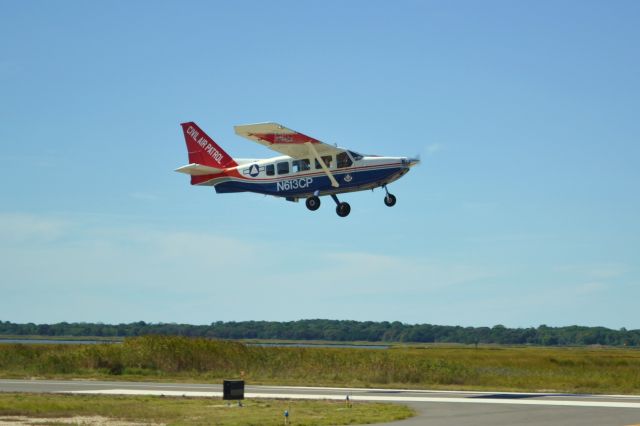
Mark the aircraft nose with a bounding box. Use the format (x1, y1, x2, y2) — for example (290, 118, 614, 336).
(402, 157, 420, 167)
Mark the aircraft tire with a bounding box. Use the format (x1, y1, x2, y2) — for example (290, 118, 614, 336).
(306, 196, 321, 211)
(336, 202, 351, 217)
(384, 193, 397, 207)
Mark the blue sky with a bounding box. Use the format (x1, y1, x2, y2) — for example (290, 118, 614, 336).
(1, 1, 639, 328)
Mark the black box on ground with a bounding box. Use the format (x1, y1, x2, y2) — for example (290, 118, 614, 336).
(223, 380, 245, 400)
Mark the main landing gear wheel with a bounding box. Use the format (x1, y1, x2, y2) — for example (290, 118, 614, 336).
(330, 193, 351, 217)
(306, 196, 321, 211)
(384, 193, 397, 207)
(336, 202, 351, 217)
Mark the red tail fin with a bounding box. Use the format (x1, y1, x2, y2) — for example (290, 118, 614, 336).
(180, 122, 238, 169)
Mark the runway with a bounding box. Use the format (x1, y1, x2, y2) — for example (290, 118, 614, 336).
(1, 379, 639, 425)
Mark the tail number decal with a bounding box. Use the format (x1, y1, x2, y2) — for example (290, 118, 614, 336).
(277, 178, 313, 192)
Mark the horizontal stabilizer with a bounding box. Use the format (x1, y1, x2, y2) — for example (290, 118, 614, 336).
(175, 163, 224, 176)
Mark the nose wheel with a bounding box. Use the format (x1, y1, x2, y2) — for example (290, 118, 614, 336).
(383, 186, 397, 207)
(384, 193, 396, 207)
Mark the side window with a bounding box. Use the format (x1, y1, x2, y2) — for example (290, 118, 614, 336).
(337, 152, 353, 168)
(292, 159, 311, 173)
(315, 155, 333, 169)
(266, 164, 275, 176)
(277, 161, 289, 175)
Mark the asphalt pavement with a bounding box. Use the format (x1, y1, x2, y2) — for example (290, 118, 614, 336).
(1, 379, 639, 425)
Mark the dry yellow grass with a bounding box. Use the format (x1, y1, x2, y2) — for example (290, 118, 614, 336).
(1, 336, 640, 394)
(0, 393, 414, 426)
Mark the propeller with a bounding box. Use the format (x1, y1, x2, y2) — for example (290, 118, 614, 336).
(403, 154, 420, 167)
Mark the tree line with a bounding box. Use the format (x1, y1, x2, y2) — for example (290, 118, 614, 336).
(1, 319, 638, 346)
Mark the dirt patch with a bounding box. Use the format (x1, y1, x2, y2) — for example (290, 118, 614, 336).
(0, 416, 162, 425)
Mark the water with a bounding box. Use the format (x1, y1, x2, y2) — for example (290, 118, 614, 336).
(248, 342, 389, 349)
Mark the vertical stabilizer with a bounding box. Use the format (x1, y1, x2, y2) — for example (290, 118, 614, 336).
(180, 122, 238, 169)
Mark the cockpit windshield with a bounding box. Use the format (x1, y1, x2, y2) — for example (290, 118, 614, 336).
(348, 150, 364, 161)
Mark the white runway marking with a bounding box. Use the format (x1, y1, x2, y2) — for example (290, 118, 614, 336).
(66, 389, 640, 409)
(2, 379, 637, 400)
(254, 385, 640, 399)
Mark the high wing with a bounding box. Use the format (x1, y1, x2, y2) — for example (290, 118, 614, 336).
(234, 122, 343, 187)
(234, 123, 342, 159)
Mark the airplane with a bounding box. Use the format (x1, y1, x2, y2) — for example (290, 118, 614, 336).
(176, 122, 419, 217)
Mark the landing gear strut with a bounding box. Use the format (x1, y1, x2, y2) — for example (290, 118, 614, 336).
(331, 194, 351, 217)
(383, 186, 397, 207)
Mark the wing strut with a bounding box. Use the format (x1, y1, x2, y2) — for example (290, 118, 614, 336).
(306, 142, 339, 188)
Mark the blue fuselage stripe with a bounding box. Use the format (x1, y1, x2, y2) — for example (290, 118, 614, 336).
(214, 166, 407, 197)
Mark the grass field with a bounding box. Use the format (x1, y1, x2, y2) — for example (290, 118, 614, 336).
(0, 335, 123, 342)
(1, 336, 640, 394)
(0, 393, 413, 425)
